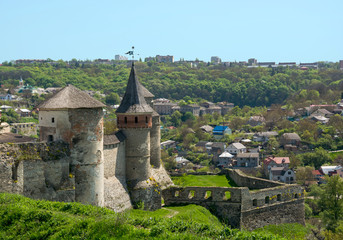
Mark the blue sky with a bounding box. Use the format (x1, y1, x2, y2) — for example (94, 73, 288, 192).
(1, 0, 342, 63)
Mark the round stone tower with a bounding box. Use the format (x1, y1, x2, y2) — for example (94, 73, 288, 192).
(137, 81, 161, 168)
(38, 85, 105, 206)
(116, 63, 161, 210)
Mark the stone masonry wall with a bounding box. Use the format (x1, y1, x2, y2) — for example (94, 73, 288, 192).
(162, 181, 305, 230)
(226, 169, 283, 189)
(0, 142, 75, 202)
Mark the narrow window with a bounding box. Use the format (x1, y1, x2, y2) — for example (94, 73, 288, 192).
(146, 116, 148, 123)
(124, 117, 127, 124)
(265, 196, 270, 204)
(253, 199, 257, 206)
(52, 117, 55, 123)
(135, 116, 138, 123)
(48, 135, 54, 142)
(277, 194, 282, 201)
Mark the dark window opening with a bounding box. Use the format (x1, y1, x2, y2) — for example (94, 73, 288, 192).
(265, 196, 270, 204)
(124, 117, 127, 124)
(146, 116, 148, 123)
(52, 117, 55, 123)
(12, 162, 18, 181)
(135, 116, 138, 123)
(253, 199, 257, 206)
(277, 194, 281, 201)
(48, 135, 54, 142)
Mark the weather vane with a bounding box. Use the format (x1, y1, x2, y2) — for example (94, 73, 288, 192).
(125, 46, 139, 60)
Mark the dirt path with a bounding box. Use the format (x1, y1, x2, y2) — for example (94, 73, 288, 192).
(164, 208, 179, 218)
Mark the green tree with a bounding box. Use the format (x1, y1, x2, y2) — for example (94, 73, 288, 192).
(319, 175, 343, 232)
(105, 92, 120, 105)
(300, 147, 332, 169)
(170, 111, 182, 127)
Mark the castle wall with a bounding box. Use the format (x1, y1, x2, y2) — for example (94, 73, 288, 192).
(226, 169, 283, 189)
(104, 142, 126, 181)
(103, 141, 132, 212)
(150, 115, 161, 168)
(11, 123, 37, 136)
(0, 142, 75, 202)
(162, 180, 305, 230)
(241, 199, 305, 230)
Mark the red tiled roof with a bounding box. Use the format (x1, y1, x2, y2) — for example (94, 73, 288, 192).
(312, 170, 323, 176)
(264, 156, 290, 166)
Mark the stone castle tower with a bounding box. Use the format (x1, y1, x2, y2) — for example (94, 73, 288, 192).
(0, 64, 172, 212)
(116, 63, 161, 210)
(38, 85, 106, 206)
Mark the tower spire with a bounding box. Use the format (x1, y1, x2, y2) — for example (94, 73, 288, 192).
(116, 63, 153, 114)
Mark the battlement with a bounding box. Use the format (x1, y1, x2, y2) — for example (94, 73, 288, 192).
(162, 170, 305, 230)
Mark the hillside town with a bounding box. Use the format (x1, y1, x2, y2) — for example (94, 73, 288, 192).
(2, 63, 343, 190)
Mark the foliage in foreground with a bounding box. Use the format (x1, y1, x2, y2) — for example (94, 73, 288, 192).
(0, 193, 307, 239)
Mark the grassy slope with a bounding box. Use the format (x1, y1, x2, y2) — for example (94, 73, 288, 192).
(0, 193, 295, 240)
(171, 174, 237, 187)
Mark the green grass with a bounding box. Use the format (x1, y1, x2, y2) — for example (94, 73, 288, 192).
(329, 151, 343, 159)
(254, 223, 313, 240)
(171, 174, 237, 187)
(0, 193, 290, 239)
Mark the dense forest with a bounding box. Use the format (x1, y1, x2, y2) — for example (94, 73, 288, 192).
(1, 61, 343, 108)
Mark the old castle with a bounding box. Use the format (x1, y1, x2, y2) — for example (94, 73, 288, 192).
(0, 63, 305, 229)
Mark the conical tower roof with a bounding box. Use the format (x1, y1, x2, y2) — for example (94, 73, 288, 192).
(116, 63, 154, 114)
(138, 81, 154, 98)
(38, 85, 105, 109)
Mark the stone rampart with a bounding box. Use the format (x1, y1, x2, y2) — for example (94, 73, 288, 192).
(0, 142, 74, 202)
(162, 173, 304, 230)
(226, 169, 283, 189)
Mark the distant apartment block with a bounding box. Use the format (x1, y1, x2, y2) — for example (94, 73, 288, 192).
(340, 60, 343, 70)
(211, 56, 222, 65)
(154, 102, 178, 115)
(180, 104, 201, 116)
(115, 55, 128, 61)
(248, 58, 257, 66)
(258, 62, 276, 67)
(278, 62, 296, 67)
(15, 59, 47, 64)
(94, 59, 111, 64)
(299, 62, 318, 69)
(156, 55, 174, 63)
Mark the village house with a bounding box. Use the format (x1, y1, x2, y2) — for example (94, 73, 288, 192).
(226, 142, 247, 155)
(15, 108, 31, 117)
(253, 131, 278, 142)
(175, 156, 191, 169)
(213, 125, 232, 139)
(263, 156, 290, 175)
(280, 133, 301, 150)
(217, 152, 234, 167)
(247, 116, 266, 126)
(320, 165, 343, 176)
(269, 167, 296, 183)
(236, 152, 259, 167)
(199, 125, 213, 134)
(210, 142, 226, 163)
(217, 102, 234, 115)
(160, 140, 176, 150)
